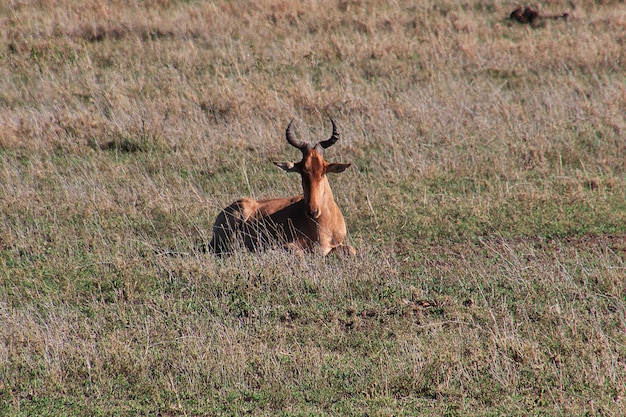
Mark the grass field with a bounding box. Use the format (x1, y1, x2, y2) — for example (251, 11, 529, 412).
(1, 0, 625, 415)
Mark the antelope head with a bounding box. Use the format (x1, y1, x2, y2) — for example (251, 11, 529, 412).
(274, 119, 351, 220)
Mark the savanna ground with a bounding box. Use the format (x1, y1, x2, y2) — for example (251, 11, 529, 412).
(1, 0, 625, 415)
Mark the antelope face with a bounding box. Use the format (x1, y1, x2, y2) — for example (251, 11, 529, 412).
(300, 148, 329, 219)
(274, 119, 351, 220)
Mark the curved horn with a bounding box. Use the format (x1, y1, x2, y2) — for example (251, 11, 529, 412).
(286, 119, 308, 153)
(317, 118, 340, 150)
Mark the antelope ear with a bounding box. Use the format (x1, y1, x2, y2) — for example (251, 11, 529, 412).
(327, 163, 351, 173)
(273, 161, 299, 172)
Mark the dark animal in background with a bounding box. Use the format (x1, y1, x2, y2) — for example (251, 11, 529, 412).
(509, 6, 569, 26)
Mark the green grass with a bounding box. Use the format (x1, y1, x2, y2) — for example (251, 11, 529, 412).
(1, 0, 625, 415)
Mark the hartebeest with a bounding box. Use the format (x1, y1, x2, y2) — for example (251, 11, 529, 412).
(209, 119, 355, 256)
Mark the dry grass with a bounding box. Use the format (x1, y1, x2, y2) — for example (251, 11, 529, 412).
(1, 0, 625, 415)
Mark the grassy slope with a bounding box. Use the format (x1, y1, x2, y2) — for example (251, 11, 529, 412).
(1, 0, 625, 415)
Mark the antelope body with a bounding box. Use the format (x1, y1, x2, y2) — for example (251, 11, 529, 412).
(209, 119, 355, 256)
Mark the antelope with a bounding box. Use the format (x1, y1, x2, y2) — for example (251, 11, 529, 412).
(209, 119, 356, 257)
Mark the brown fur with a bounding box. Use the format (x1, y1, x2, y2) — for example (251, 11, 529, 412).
(209, 121, 355, 256)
